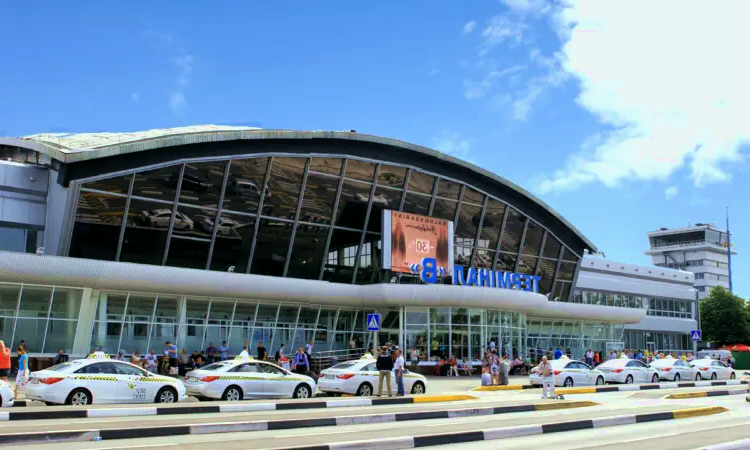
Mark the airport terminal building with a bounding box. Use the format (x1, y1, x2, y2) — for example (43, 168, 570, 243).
(0, 126, 697, 362)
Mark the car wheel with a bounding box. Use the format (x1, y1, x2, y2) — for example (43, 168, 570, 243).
(696, 373, 702, 381)
(563, 377, 574, 388)
(711, 373, 717, 380)
(293, 384, 312, 399)
(66, 388, 92, 406)
(731, 372, 736, 380)
(356, 383, 373, 397)
(411, 382, 426, 395)
(596, 377, 605, 386)
(651, 374, 659, 383)
(625, 375, 634, 384)
(156, 387, 177, 404)
(222, 386, 243, 401)
(674, 373, 681, 382)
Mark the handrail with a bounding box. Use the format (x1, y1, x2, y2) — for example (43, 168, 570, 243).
(650, 240, 723, 249)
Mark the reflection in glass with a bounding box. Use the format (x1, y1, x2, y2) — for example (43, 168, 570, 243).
(500, 208, 525, 254)
(495, 252, 517, 272)
(300, 172, 339, 225)
(557, 262, 576, 281)
(250, 220, 293, 277)
(288, 224, 329, 280)
(309, 157, 342, 176)
(407, 171, 435, 195)
(537, 258, 556, 295)
(344, 160, 376, 182)
(377, 165, 406, 188)
(542, 234, 562, 259)
(522, 222, 544, 255)
(82, 175, 132, 195)
(335, 180, 371, 230)
(368, 187, 401, 232)
(562, 248, 579, 262)
(165, 237, 211, 270)
(209, 211, 256, 273)
(517, 256, 538, 275)
(454, 245, 472, 268)
(463, 187, 483, 205)
(478, 199, 506, 250)
(263, 157, 307, 220)
(455, 203, 482, 240)
(69, 192, 127, 261)
(473, 248, 494, 268)
(132, 165, 181, 202)
(432, 198, 457, 221)
(436, 179, 461, 200)
(119, 198, 170, 265)
(324, 229, 362, 283)
(178, 161, 226, 209)
(402, 192, 430, 216)
(224, 157, 270, 214)
(356, 235, 382, 284)
(173, 206, 215, 238)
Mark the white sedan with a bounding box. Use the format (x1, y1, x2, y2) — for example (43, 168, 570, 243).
(529, 356, 605, 388)
(199, 217, 240, 235)
(25, 353, 186, 406)
(690, 358, 736, 381)
(140, 209, 194, 230)
(0, 380, 13, 407)
(650, 358, 699, 382)
(318, 358, 427, 396)
(185, 358, 317, 401)
(597, 359, 660, 384)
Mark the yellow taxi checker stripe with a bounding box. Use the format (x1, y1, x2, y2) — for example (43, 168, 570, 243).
(71, 376, 119, 381)
(672, 406, 728, 419)
(138, 378, 177, 383)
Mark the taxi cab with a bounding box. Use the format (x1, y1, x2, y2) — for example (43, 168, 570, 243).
(650, 356, 699, 381)
(528, 355, 605, 388)
(689, 357, 736, 380)
(184, 356, 317, 401)
(317, 354, 428, 396)
(25, 352, 186, 406)
(597, 358, 660, 384)
(0, 380, 13, 407)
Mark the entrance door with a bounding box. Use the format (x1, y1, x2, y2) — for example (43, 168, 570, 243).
(646, 342, 656, 354)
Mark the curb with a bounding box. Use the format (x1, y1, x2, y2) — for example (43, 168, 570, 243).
(279, 406, 729, 450)
(0, 400, 597, 445)
(471, 385, 537, 392)
(665, 389, 747, 399)
(697, 439, 750, 450)
(0, 394, 477, 422)
(557, 380, 748, 395)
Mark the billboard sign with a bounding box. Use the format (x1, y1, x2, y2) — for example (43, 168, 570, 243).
(382, 210, 453, 276)
(418, 257, 540, 292)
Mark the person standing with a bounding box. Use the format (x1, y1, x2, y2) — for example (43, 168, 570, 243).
(293, 347, 309, 375)
(239, 345, 250, 359)
(0, 341, 10, 382)
(585, 349, 594, 367)
(394, 348, 405, 396)
(539, 356, 555, 399)
(144, 350, 158, 373)
(218, 341, 229, 361)
(131, 351, 143, 368)
(257, 342, 267, 361)
(15, 346, 28, 400)
(166, 341, 178, 374)
(205, 343, 216, 364)
(375, 347, 394, 397)
(53, 350, 65, 366)
(275, 344, 286, 364)
(410, 347, 419, 371)
(554, 346, 563, 360)
(305, 339, 314, 358)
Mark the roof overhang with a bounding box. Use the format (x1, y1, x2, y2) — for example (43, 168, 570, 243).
(0, 252, 642, 324)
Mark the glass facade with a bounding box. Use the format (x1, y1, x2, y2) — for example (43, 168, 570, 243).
(526, 319, 625, 361)
(68, 155, 582, 295)
(623, 331, 692, 355)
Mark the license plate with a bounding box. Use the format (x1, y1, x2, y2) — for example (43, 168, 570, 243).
(325, 374, 335, 379)
(30, 378, 39, 384)
(187, 377, 198, 383)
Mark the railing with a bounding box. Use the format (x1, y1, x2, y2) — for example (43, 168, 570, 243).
(310, 347, 368, 373)
(650, 239, 723, 249)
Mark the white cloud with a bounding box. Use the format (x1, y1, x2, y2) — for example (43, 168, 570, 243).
(665, 186, 678, 200)
(538, 0, 749, 194)
(169, 92, 187, 113)
(501, 0, 551, 15)
(463, 20, 477, 35)
(463, 65, 526, 100)
(480, 15, 527, 52)
(433, 132, 473, 162)
(130, 92, 140, 102)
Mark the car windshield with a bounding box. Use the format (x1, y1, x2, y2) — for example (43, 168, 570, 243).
(330, 363, 356, 370)
(199, 362, 233, 371)
(45, 362, 76, 373)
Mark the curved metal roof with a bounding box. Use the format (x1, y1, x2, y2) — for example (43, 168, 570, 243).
(0, 125, 596, 251)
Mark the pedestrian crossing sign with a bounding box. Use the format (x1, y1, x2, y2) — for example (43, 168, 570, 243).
(367, 313, 381, 331)
(690, 330, 702, 341)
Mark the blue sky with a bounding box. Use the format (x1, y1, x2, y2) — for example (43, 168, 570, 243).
(1, 1, 746, 297)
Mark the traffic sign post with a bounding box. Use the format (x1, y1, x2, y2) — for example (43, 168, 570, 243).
(367, 313, 381, 352)
(690, 330, 702, 342)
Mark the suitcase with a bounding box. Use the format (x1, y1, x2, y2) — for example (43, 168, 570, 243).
(481, 372, 491, 386)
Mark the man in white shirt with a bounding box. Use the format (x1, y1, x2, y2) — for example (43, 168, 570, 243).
(239, 345, 250, 358)
(305, 340, 314, 356)
(394, 348, 405, 396)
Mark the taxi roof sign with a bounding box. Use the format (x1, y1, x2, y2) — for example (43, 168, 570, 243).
(87, 351, 110, 359)
(234, 355, 255, 361)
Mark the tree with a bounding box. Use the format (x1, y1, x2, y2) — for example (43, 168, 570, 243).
(700, 286, 750, 346)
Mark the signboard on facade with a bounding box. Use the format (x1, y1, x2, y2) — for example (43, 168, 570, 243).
(382, 210, 453, 275)
(416, 257, 541, 293)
